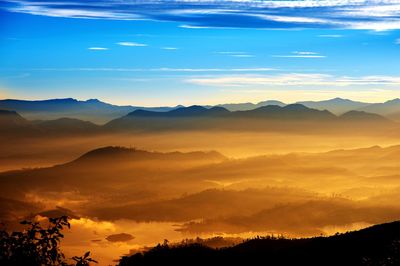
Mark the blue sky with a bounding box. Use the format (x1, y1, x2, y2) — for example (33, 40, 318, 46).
(1, 0, 400, 106)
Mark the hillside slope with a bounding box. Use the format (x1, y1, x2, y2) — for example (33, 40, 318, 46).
(119, 221, 400, 266)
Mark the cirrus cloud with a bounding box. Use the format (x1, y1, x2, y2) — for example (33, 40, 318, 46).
(117, 42, 147, 47)
(273, 51, 326, 58)
(3, 1, 400, 30)
(185, 73, 400, 87)
(88, 47, 108, 50)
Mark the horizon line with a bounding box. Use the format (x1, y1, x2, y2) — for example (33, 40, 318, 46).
(1, 96, 399, 108)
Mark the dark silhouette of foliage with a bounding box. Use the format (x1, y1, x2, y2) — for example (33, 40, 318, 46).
(72, 252, 98, 266)
(0, 216, 97, 266)
(119, 221, 400, 266)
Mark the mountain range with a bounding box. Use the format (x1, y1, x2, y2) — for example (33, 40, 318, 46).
(296, 98, 371, 114)
(1, 97, 400, 124)
(0, 103, 395, 136)
(0, 98, 180, 124)
(104, 104, 393, 133)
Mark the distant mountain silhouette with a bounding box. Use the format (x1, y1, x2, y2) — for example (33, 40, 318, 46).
(0, 104, 396, 137)
(0, 110, 38, 136)
(215, 100, 286, 111)
(0, 98, 179, 124)
(124, 104, 333, 119)
(0, 110, 101, 136)
(339, 110, 391, 122)
(105, 104, 344, 132)
(297, 97, 371, 114)
(127, 105, 230, 118)
(33, 118, 100, 134)
(0, 110, 29, 126)
(71, 146, 226, 165)
(233, 104, 336, 120)
(119, 220, 400, 266)
(3, 97, 400, 123)
(359, 99, 400, 121)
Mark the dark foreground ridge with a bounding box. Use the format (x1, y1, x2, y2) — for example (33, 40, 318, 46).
(119, 221, 400, 266)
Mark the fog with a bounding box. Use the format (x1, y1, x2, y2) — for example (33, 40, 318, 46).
(1, 129, 400, 265)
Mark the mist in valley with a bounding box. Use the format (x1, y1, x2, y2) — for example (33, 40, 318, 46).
(1, 118, 400, 264)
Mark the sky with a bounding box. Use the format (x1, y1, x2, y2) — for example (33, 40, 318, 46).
(1, 0, 400, 106)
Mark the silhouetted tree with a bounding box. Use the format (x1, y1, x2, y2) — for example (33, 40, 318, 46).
(0, 216, 97, 266)
(72, 252, 98, 266)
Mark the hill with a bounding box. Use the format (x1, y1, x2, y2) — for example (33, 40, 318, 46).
(119, 220, 400, 266)
(0, 146, 227, 199)
(70, 146, 226, 166)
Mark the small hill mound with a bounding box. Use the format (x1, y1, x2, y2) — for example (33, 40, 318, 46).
(339, 110, 391, 123)
(70, 146, 226, 165)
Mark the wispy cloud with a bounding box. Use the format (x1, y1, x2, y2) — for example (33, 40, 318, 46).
(117, 42, 147, 47)
(294, 52, 319, 55)
(88, 47, 108, 50)
(318, 34, 344, 38)
(396, 38, 400, 44)
(25, 67, 277, 73)
(179, 25, 212, 29)
(273, 51, 326, 58)
(4, 0, 400, 30)
(162, 47, 178, 50)
(230, 54, 254, 58)
(186, 73, 400, 87)
(216, 51, 254, 58)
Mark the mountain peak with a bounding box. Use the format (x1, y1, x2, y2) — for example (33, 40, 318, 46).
(330, 97, 352, 102)
(47, 98, 78, 103)
(257, 100, 286, 106)
(384, 98, 400, 104)
(85, 98, 102, 103)
(0, 109, 30, 128)
(167, 105, 208, 116)
(283, 103, 310, 111)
